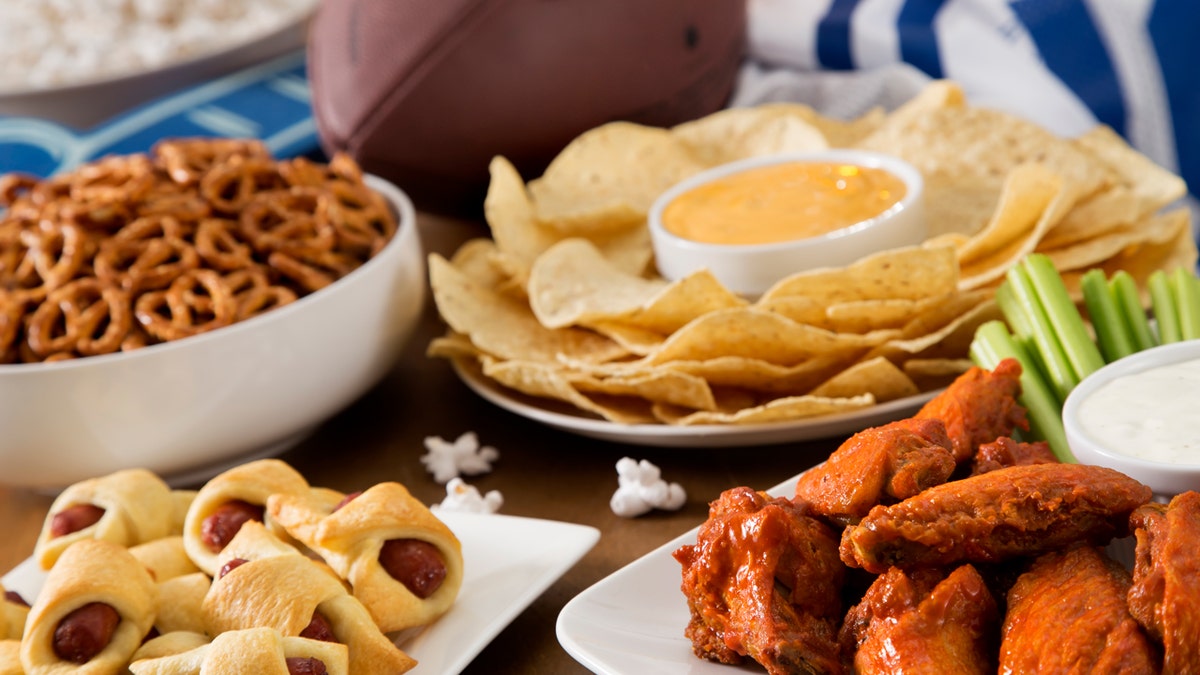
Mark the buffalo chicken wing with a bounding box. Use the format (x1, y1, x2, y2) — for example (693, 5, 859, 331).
(914, 357, 1027, 462)
(841, 564, 998, 674)
(674, 487, 845, 675)
(793, 417, 956, 526)
(1000, 545, 1159, 673)
(841, 464, 1153, 574)
(1128, 491, 1200, 673)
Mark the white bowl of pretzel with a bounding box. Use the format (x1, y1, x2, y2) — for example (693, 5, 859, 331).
(0, 139, 426, 489)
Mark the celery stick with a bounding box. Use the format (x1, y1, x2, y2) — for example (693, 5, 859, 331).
(1023, 254, 1106, 380)
(1171, 267, 1200, 341)
(1149, 269, 1182, 343)
(1110, 271, 1157, 352)
(1081, 268, 1135, 362)
(1005, 262, 1077, 403)
(994, 280, 1034, 339)
(970, 320, 1074, 462)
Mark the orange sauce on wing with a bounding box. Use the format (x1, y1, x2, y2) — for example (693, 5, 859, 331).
(662, 162, 906, 246)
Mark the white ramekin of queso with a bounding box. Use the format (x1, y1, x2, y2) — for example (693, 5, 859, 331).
(1063, 339, 1200, 497)
(648, 150, 926, 296)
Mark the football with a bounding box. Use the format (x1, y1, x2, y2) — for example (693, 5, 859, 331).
(307, 0, 747, 214)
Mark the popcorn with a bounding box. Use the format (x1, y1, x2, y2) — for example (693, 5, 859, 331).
(0, 0, 318, 91)
(432, 478, 503, 515)
(420, 432, 499, 484)
(610, 457, 687, 518)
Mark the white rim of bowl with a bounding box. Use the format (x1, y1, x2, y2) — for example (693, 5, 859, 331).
(0, 173, 417, 374)
(1062, 339, 1200, 471)
(647, 149, 925, 254)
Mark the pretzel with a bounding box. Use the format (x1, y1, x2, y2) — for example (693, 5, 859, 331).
(268, 482, 464, 633)
(222, 267, 297, 321)
(59, 195, 134, 232)
(0, 141, 396, 364)
(199, 156, 284, 214)
(153, 138, 271, 186)
(134, 182, 212, 223)
(119, 322, 153, 352)
(267, 249, 359, 294)
(239, 188, 335, 256)
(0, 173, 38, 207)
(319, 180, 396, 257)
(134, 269, 237, 342)
(0, 291, 24, 363)
(279, 156, 335, 188)
(69, 155, 156, 206)
(34, 468, 184, 570)
(114, 215, 193, 243)
(94, 235, 199, 293)
(18, 221, 88, 293)
(195, 218, 256, 271)
(25, 277, 132, 358)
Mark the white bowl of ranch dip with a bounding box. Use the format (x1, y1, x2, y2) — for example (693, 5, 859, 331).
(1063, 339, 1200, 496)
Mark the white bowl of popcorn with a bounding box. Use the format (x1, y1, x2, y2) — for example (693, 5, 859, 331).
(0, 143, 426, 490)
(0, 0, 317, 128)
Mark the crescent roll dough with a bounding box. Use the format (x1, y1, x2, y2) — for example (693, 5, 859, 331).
(0, 640, 22, 675)
(35, 469, 183, 570)
(129, 627, 349, 675)
(182, 459, 310, 576)
(268, 482, 463, 632)
(0, 584, 29, 641)
(129, 631, 209, 663)
(128, 537, 199, 583)
(20, 539, 156, 675)
(202, 553, 415, 674)
(151, 574, 210, 636)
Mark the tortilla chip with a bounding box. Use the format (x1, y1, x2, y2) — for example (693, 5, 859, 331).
(527, 122, 705, 230)
(1040, 209, 1191, 275)
(640, 308, 894, 367)
(809, 356, 920, 402)
(671, 105, 829, 166)
(426, 332, 482, 360)
(655, 393, 875, 426)
(1073, 125, 1187, 214)
(484, 156, 652, 279)
(428, 254, 627, 364)
(568, 368, 717, 411)
(1037, 186, 1145, 250)
(479, 357, 657, 424)
(856, 94, 1109, 238)
(759, 245, 959, 304)
(956, 164, 1076, 290)
(527, 238, 745, 331)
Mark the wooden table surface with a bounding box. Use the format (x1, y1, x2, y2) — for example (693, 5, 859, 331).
(0, 211, 848, 674)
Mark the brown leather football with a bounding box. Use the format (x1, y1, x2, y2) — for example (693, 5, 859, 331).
(307, 0, 747, 214)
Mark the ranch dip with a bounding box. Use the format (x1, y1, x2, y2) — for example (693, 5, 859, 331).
(1075, 357, 1200, 464)
(661, 161, 906, 246)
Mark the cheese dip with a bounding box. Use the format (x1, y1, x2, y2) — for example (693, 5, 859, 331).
(660, 162, 906, 246)
(1075, 357, 1200, 464)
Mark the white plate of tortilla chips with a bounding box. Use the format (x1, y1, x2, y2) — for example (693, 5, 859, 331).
(453, 358, 938, 447)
